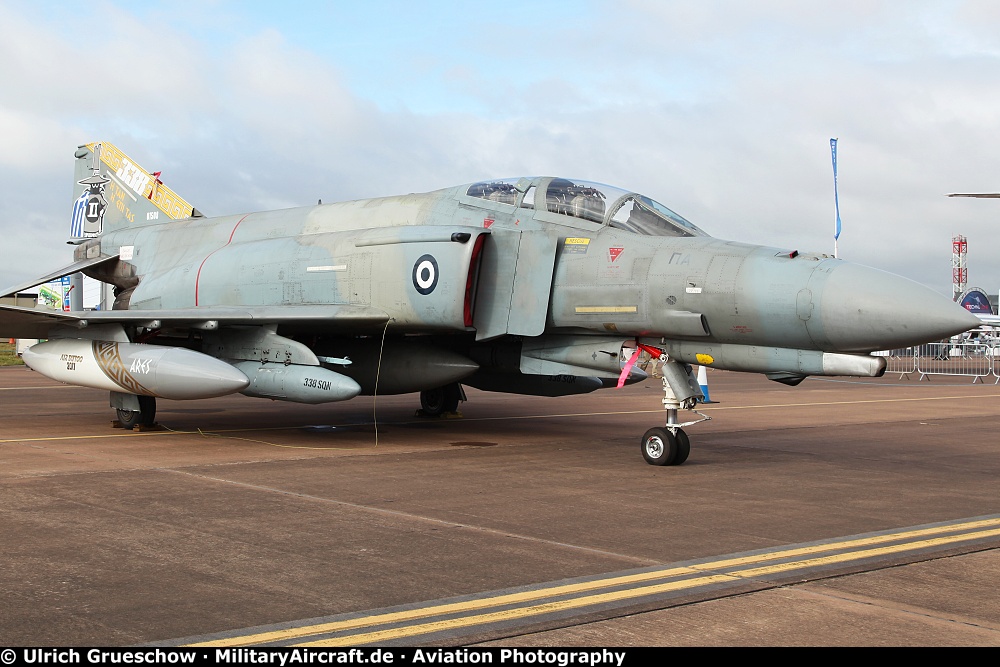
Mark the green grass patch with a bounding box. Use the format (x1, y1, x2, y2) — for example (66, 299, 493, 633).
(0, 341, 25, 366)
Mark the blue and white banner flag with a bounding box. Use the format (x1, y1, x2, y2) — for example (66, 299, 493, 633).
(831, 138, 842, 242)
(70, 190, 88, 238)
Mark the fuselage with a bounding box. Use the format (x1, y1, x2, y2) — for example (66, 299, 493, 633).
(87, 176, 974, 362)
(18, 144, 976, 462)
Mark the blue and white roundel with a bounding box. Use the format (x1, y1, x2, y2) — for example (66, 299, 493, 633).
(412, 254, 439, 295)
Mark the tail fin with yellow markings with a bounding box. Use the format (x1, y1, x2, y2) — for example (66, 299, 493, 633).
(69, 141, 203, 242)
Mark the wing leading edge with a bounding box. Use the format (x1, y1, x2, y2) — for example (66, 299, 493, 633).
(0, 303, 390, 340)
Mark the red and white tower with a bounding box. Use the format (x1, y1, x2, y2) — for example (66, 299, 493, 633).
(952, 235, 968, 302)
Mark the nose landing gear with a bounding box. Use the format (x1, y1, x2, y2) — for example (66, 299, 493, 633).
(639, 353, 709, 466)
(641, 427, 691, 466)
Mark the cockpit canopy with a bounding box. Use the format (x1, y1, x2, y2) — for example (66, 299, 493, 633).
(465, 177, 708, 237)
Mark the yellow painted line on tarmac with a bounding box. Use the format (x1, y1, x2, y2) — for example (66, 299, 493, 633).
(188, 568, 713, 647)
(455, 392, 1000, 423)
(0, 431, 189, 445)
(188, 516, 1000, 647)
(0, 432, 178, 443)
(687, 516, 1000, 570)
(703, 393, 1000, 412)
(301, 524, 1000, 647)
(734, 527, 1000, 578)
(0, 425, 306, 444)
(302, 574, 739, 647)
(5, 392, 999, 445)
(0, 385, 75, 391)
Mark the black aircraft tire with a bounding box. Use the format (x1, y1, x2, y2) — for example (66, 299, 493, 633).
(673, 429, 691, 466)
(117, 396, 156, 428)
(116, 408, 141, 429)
(641, 427, 677, 466)
(420, 384, 461, 416)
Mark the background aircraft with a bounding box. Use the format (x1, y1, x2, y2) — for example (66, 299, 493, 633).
(0, 142, 980, 465)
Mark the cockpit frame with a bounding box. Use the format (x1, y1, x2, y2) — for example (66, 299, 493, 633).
(461, 176, 708, 238)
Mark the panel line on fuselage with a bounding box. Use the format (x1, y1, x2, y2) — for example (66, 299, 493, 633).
(194, 214, 250, 306)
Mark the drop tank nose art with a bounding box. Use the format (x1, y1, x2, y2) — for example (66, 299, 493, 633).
(22, 340, 249, 399)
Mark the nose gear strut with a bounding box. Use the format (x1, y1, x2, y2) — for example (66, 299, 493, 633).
(621, 344, 710, 466)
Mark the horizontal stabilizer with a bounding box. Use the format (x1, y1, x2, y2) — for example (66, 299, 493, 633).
(0, 254, 119, 298)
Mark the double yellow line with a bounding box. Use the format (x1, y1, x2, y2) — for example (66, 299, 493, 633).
(189, 516, 1000, 647)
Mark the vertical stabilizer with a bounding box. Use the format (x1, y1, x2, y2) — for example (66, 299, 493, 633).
(70, 141, 202, 242)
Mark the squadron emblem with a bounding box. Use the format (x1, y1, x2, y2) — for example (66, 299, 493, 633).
(71, 174, 110, 238)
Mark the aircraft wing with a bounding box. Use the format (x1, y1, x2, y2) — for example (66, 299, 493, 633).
(0, 303, 390, 339)
(946, 193, 1000, 198)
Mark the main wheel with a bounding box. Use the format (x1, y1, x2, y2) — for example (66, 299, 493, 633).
(117, 396, 156, 429)
(420, 383, 461, 416)
(673, 429, 691, 466)
(641, 427, 677, 466)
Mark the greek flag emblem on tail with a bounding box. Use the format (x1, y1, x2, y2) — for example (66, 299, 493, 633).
(70, 190, 88, 238)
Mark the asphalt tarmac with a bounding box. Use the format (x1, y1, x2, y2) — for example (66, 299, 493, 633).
(2, 365, 999, 646)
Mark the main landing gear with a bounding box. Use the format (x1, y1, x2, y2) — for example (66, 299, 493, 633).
(640, 356, 709, 466)
(418, 382, 465, 417)
(112, 393, 157, 429)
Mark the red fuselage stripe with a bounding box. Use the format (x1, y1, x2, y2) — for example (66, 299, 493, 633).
(194, 214, 249, 306)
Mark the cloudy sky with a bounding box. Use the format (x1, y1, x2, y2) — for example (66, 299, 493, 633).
(2, 0, 1000, 299)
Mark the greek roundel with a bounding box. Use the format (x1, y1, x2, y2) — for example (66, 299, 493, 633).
(412, 254, 439, 295)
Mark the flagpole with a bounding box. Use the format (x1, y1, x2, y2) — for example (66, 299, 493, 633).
(830, 138, 842, 258)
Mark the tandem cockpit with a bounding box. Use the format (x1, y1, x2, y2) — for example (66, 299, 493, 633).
(463, 177, 709, 238)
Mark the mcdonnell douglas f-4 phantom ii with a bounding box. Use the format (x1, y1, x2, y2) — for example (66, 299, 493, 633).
(0, 142, 979, 465)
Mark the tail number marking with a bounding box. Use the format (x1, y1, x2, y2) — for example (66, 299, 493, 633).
(116, 159, 151, 197)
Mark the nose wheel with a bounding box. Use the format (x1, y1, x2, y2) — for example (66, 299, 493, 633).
(640, 427, 691, 466)
(633, 349, 708, 466)
(674, 429, 691, 465)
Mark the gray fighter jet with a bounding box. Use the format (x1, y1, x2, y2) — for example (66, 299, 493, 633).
(0, 142, 979, 465)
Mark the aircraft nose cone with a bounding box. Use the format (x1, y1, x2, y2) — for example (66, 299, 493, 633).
(812, 261, 980, 352)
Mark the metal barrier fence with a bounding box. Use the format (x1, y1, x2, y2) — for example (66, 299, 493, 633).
(879, 350, 918, 376)
(877, 328, 1000, 383)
